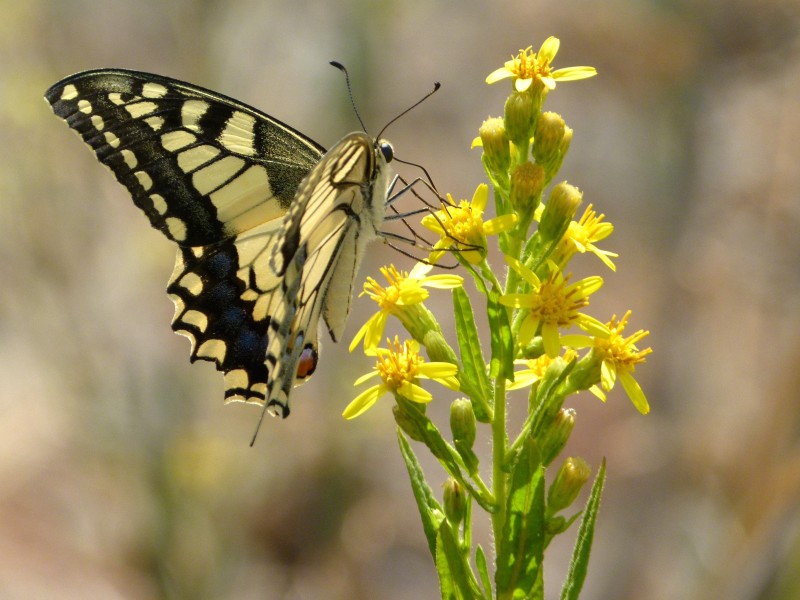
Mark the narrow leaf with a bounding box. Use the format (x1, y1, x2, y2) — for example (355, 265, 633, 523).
(476, 545, 492, 599)
(495, 435, 545, 598)
(436, 537, 456, 600)
(487, 285, 515, 381)
(453, 287, 492, 421)
(397, 428, 445, 559)
(436, 522, 472, 600)
(560, 459, 606, 600)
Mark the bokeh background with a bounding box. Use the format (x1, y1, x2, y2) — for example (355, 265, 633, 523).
(2, 0, 800, 598)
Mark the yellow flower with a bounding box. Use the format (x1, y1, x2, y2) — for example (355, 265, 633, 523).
(421, 183, 517, 264)
(555, 204, 618, 271)
(499, 256, 606, 357)
(507, 349, 577, 391)
(350, 263, 463, 352)
(562, 311, 652, 414)
(343, 338, 460, 419)
(485, 37, 597, 92)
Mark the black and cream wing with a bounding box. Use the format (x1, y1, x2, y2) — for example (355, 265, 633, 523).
(45, 68, 325, 247)
(168, 133, 391, 416)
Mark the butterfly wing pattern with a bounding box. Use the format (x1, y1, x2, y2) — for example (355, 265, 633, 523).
(45, 69, 392, 418)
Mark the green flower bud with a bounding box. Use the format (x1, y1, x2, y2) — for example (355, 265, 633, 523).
(539, 181, 582, 243)
(548, 456, 591, 514)
(450, 398, 477, 448)
(532, 111, 566, 166)
(479, 117, 510, 177)
(510, 162, 545, 216)
(393, 403, 426, 443)
(421, 327, 458, 366)
(504, 91, 537, 146)
(564, 348, 602, 394)
(443, 477, 467, 526)
(539, 408, 576, 466)
(450, 398, 480, 474)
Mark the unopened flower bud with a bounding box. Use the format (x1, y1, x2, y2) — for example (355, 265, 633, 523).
(532, 111, 566, 166)
(422, 328, 458, 367)
(450, 398, 476, 448)
(393, 403, 426, 443)
(504, 91, 537, 146)
(443, 477, 467, 525)
(510, 162, 545, 216)
(450, 398, 480, 474)
(539, 408, 576, 466)
(479, 117, 510, 177)
(548, 456, 591, 513)
(539, 182, 582, 243)
(564, 348, 603, 395)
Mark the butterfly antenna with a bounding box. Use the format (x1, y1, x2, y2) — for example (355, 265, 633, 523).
(377, 81, 441, 140)
(330, 61, 369, 134)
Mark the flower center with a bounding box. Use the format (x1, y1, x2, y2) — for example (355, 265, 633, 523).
(513, 47, 551, 80)
(377, 340, 422, 390)
(534, 273, 587, 325)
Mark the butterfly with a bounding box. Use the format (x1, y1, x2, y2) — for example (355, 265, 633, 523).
(45, 68, 398, 421)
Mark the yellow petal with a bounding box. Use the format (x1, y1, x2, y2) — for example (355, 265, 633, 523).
(519, 315, 539, 346)
(551, 66, 598, 81)
(353, 370, 381, 386)
(420, 274, 464, 289)
(418, 362, 458, 379)
(400, 381, 432, 403)
(499, 293, 535, 309)
(619, 371, 650, 415)
(538, 36, 560, 63)
(507, 370, 539, 391)
(483, 213, 518, 235)
(600, 359, 617, 390)
(514, 77, 534, 92)
(343, 385, 385, 419)
(505, 255, 541, 287)
(485, 67, 513, 85)
(541, 322, 561, 358)
(471, 183, 489, 211)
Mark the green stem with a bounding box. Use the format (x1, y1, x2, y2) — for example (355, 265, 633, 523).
(490, 375, 508, 549)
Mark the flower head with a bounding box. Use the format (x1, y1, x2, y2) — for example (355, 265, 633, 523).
(500, 257, 606, 357)
(554, 204, 618, 271)
(562, 311, 652, 414)
(421, 184, 517, 265)
(486, 37, 597, 92)
(350, 263, 463, 352)
(343, 338, 459, 419)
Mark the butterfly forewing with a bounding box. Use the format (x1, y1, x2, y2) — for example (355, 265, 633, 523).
(45, 69, 325, 247)
(46, 69, 393, 420)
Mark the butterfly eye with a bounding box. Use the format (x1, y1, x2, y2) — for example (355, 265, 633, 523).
(379, 141, 394, 163)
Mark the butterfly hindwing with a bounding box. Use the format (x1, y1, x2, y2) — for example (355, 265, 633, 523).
(260, 133, 390, 414)
(45, 69, 325, 247)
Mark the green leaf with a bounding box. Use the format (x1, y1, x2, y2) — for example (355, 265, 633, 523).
(397, 428, 445, 560)
(495, 435, 545, 599)
(436, 522, 473, 600)
(453, 287, 493, 421)
(476, 545, 492, 599)
(487, 285, 515, 382)
(436, 538, 456, 600)
(560, 459, 606, 600)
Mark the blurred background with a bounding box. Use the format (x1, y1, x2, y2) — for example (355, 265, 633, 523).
(2, 0, 800, 598)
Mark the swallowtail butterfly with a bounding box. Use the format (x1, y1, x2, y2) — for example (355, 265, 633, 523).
(45, 68, 396, 420)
